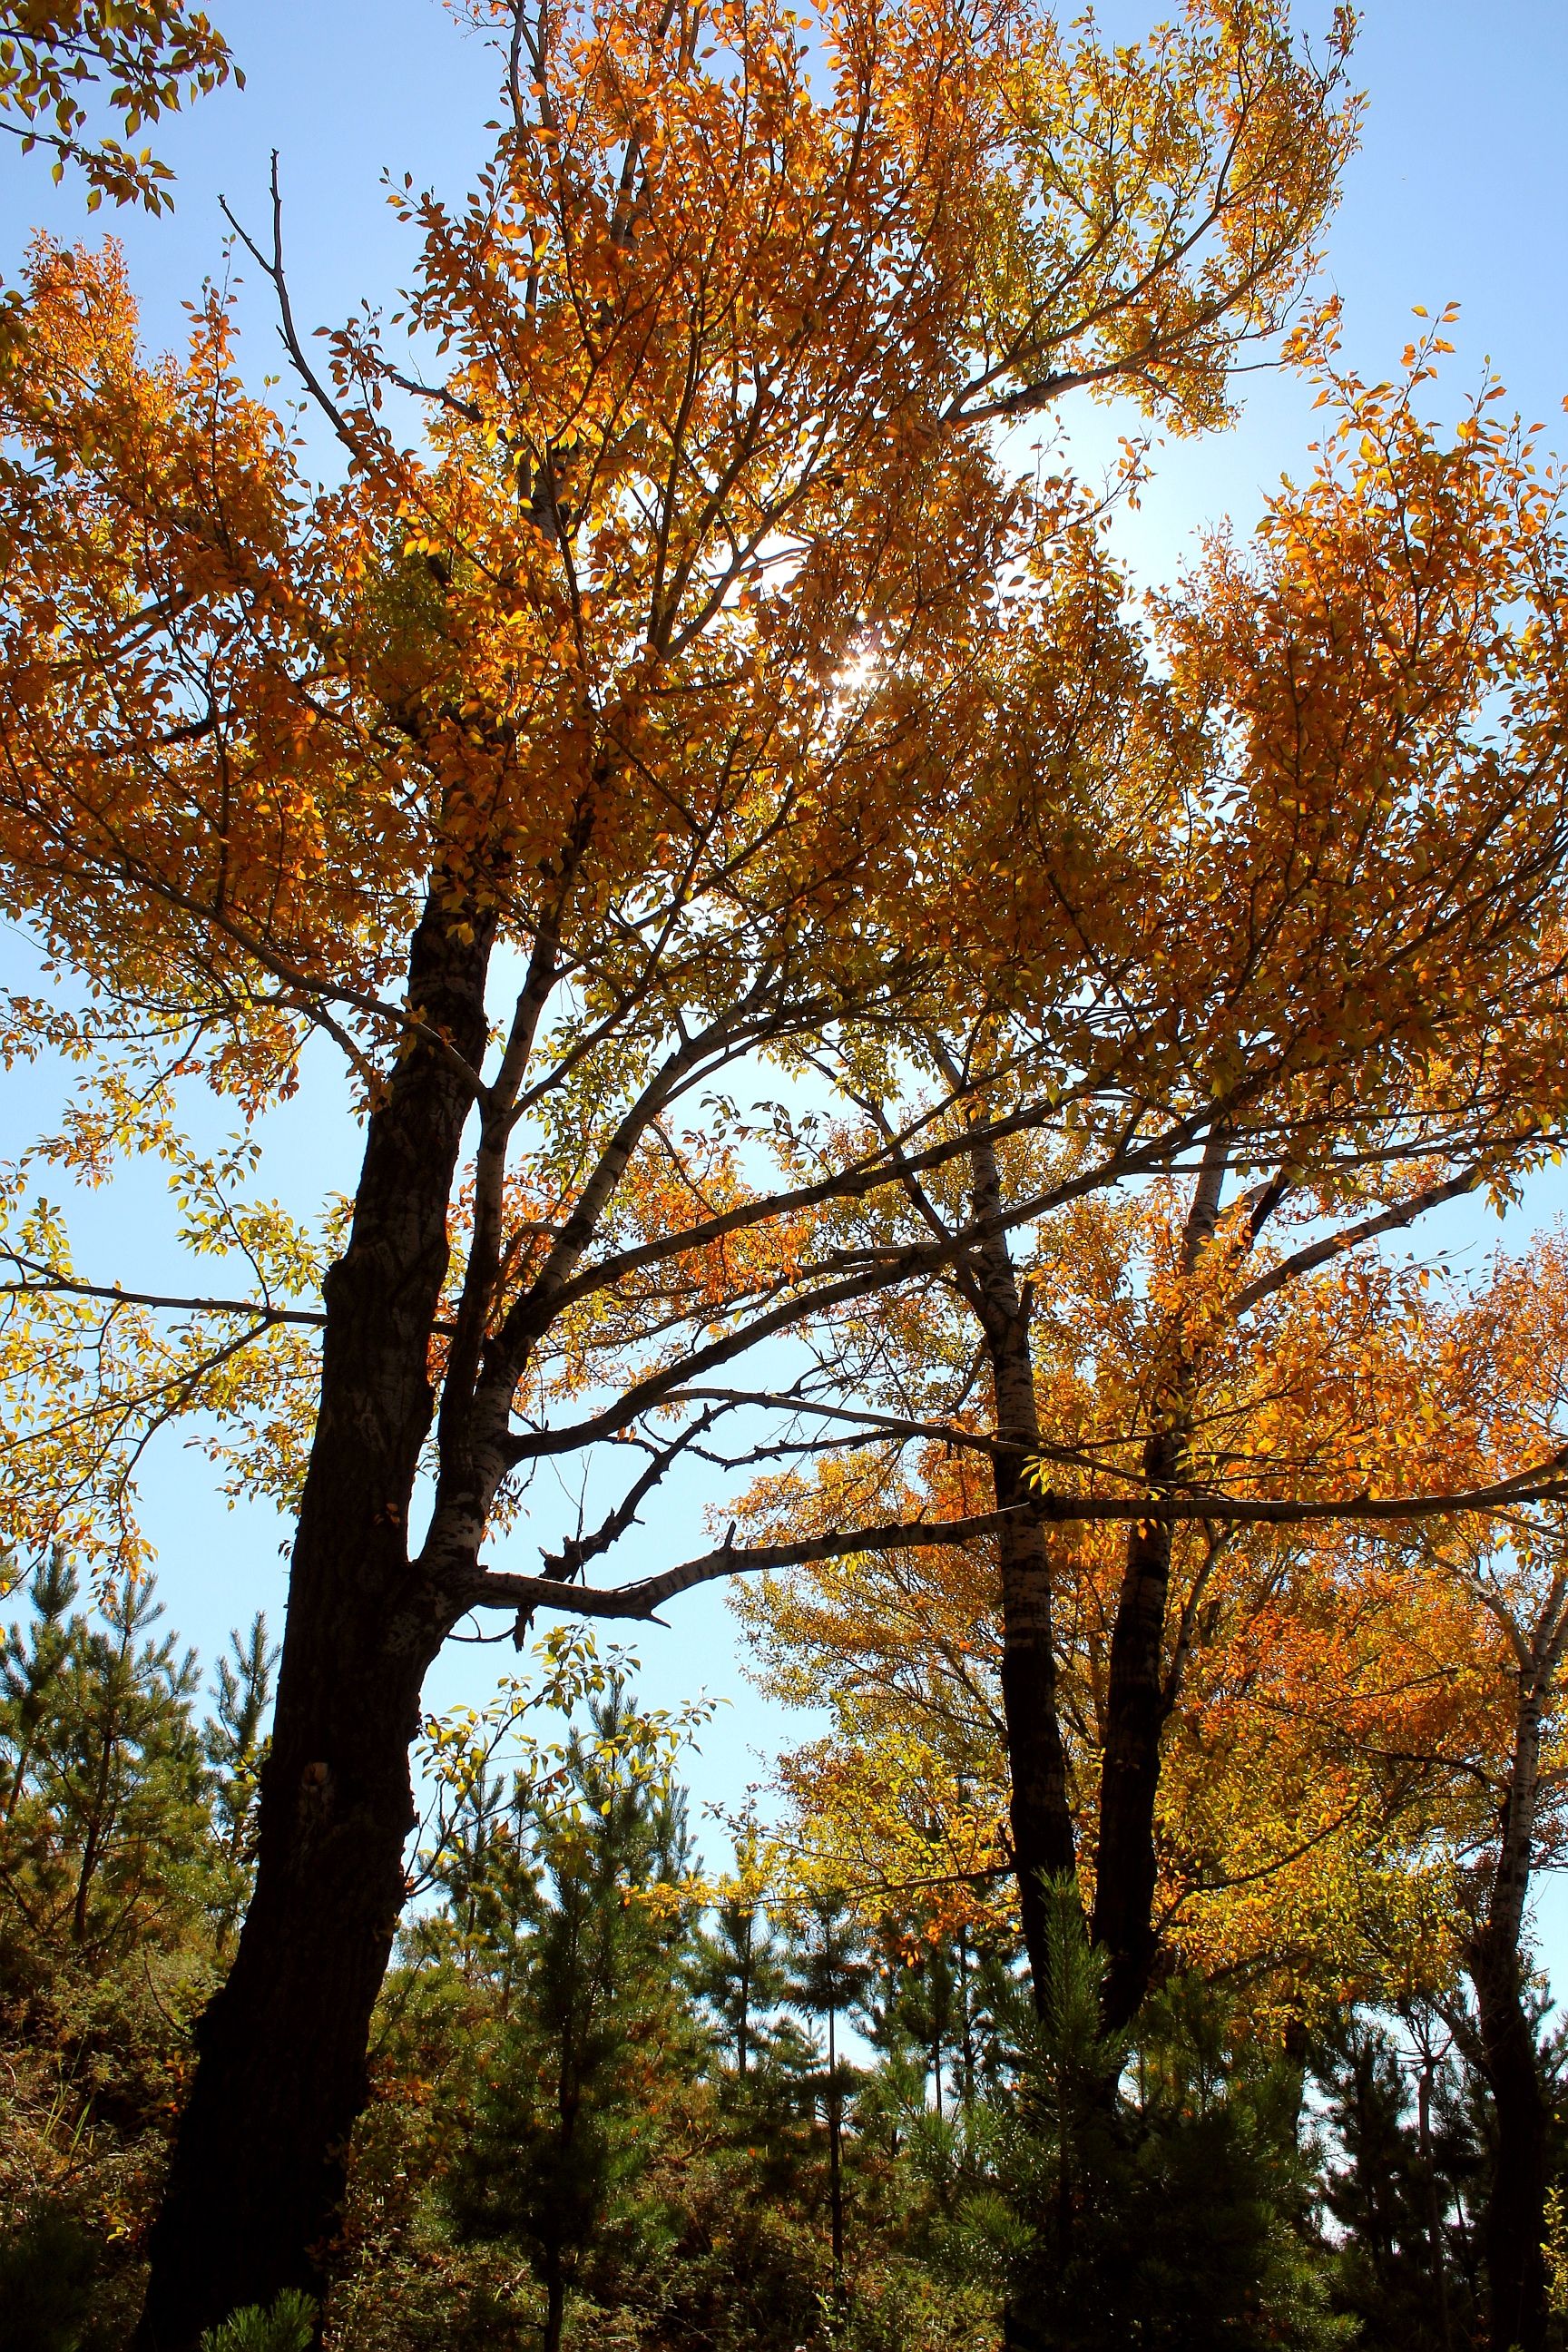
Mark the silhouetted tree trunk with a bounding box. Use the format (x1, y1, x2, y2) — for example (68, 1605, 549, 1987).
(1091, 1132, 1228, 2030)
(133, 890, 493, 2349)
(544, 2250, 567, 2352)
(1470, 1661, 1555, 2352)
(1090, 1427, 1181, 2031)
(964, 1127, 1077, 1995)
(828, 1999, 845, 2300)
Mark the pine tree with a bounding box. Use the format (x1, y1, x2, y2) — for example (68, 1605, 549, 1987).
(690, 1865, 789, 2089)
(1, 1549, 77, 1831)
(780, 1891, 874, 2305)
(201, 1615, 277, 1955)
(0, 2200, 104, 2352)
(940, 1882, 1345, 2352)
(1, 1568, 283, 2339)
(862, 1920, 988, 2123)
(442, 1678, 698, 2352)
(0, 1563, 210, 1977)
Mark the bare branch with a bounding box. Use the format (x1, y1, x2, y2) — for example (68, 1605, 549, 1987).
(460, 1449, 1568, 1625)
(462, 1503, 1028, 1622)
(1230, 1161, 1491, 1318)
(0, 1259, 325, 1328)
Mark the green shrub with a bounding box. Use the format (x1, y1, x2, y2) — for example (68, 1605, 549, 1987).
(0, 2205, 103, 2352)
(198, 2288, 317, 2352)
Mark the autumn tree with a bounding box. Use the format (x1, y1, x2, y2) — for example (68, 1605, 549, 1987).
(1151, 1232, 1568, 2350)
(0, 0, 1367, 2333)
(696, 299, 1568, 2082)
(730, 1170, 1478, 2005)
(1330, 1237, 1568, 2352)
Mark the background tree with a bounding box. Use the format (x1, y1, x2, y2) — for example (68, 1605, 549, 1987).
(935, 1887, 1343, 2352)
(201, 1615, 275, 1956)
(688, 1818, 790, 2090)
(1313, 2010, 1484, 2351)
(0, 1559, 210, 1974)
(720, 308, 1568, 2026)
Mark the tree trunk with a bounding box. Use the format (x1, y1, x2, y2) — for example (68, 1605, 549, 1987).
(1091, 1132, 1228, 2030)
(134, 891, 492, 2350)
(1473, 1926, 1550, 2352)
(1416, 2055, 1455, 2352)
(738, 1936, 750, 2077)
(995, 1482, 1077, 1997)
(1471, 1671, 1553, 2352)
(543, 2254, 566, 2352)
(71, 1683, 119, 1945)
(963, 1128, 1077, 1994)
(828, 1999, 845, 2300)
(1090, 1435, 1179, 2033)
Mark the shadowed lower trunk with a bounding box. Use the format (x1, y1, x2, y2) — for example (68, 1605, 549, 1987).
(1472, 1925, 1549, 2352)
(133, 892, 492, 2350)
(1470, 1666, 1553, 2352)
(544, 2252, 566, 2352)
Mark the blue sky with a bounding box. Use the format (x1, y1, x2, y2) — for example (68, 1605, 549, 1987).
(4, 0, 1568, 1927)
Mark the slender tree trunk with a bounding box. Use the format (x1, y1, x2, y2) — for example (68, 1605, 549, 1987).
(1416, 2053, 1455, 2352)
(134, 892, 492, 2350)
(71, 1690, 118, 1945)
(1091, 1132, 1229, 2030)
(964, 1130, 1076, 1995)
(1090, 1434, 1180, 2032)
(1471, 1672, 1553, 2352)
(543, 2252, 566, 2352)
(932, 2007, 943, 2121)
(828, 2000, 845, 2301)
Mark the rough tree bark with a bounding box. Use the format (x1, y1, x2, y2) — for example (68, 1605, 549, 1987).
(133, 887, 494, 2349)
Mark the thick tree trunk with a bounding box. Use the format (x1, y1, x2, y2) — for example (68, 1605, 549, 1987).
(965, 1130, 1077, 1994)
(134, 893, 492, 2350)
(1472, 1928, 1549, 2352)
